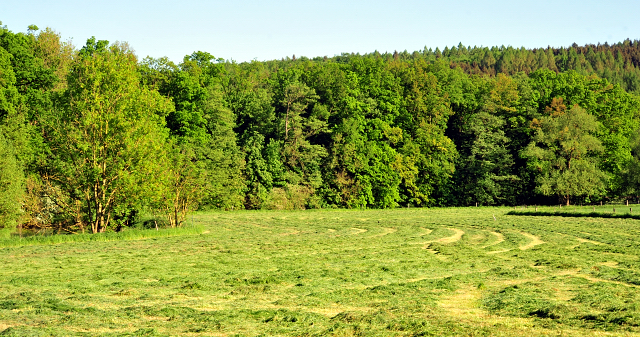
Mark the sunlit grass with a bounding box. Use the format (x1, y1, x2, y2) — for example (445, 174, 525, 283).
(0, 224, 204, 248)
(1, 207, 640, 336)
(509, 203, 640, 219)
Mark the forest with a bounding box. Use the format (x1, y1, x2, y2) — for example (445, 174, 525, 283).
(1, 22, 640, 233)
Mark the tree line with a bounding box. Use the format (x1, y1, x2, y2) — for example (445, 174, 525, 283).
(1, 23, 639, 233)
(365, 40, 640, 95)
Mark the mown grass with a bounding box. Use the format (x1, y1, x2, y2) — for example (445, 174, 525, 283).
(1, 207, 640, 336)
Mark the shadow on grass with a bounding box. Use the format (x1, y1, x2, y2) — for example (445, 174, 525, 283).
(507, 210, 640, 220)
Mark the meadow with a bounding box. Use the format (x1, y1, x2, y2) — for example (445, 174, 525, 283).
(2, 206, 640, 336)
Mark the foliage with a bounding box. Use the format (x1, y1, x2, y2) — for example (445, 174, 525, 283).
(2, 21, 640, 234)
(143, 52, 246, 213)
(529, 69, 640, 192)
(620, 129, 640, 196)
(0, 41, 25, 229)
(524, 105, 607, 204)
(456, 111, 517, 205)
(0, 132, 23, 229)
(365, 40, 640, 95)
(43, 38, 173, 233)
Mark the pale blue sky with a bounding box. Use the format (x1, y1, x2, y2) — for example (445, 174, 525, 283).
(2, 0, 638, 63)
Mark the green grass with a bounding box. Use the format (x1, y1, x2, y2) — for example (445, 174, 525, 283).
(2, 207, 640, 335)
(0, 224, 205, 248)
(508, 203, 640, 219)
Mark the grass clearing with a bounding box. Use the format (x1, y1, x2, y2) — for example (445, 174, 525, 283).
(2, 207, 640, 335)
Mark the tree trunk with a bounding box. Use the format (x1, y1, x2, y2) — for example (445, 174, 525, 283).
(285, 107, 289, 140)
(174, 206, 179, 228)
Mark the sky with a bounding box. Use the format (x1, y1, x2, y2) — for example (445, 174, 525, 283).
(2, 0, 638, 63)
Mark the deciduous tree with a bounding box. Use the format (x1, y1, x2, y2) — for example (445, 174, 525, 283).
(524, 105, 607, 204)
(44, 38, 173, 233)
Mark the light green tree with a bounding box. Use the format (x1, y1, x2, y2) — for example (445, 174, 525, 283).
(44, 38, 173, 233)
(153, 142, 205, 228)
(524, 104, 607, 205)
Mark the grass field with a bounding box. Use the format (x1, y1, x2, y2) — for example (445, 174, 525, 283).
(2, 206, 640, 336)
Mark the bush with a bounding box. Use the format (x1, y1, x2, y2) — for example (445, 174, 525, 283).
(262, 184, 313, 210)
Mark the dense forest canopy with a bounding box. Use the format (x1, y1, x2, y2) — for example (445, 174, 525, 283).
(1, 21, 639, 233)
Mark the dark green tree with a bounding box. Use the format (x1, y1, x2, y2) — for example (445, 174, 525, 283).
(619, 129, 640, 199)
(0, 132, 24, 229)
(457, 112, 517, 205)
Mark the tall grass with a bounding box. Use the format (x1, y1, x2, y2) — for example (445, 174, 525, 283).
(0, 224, 204, 248)
(507, 210, 640, 220)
